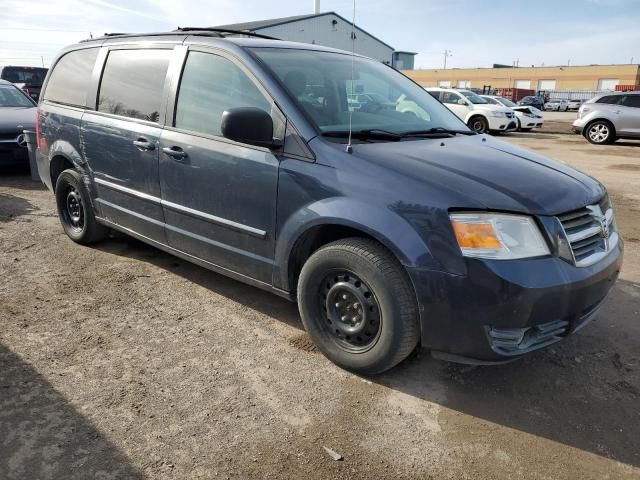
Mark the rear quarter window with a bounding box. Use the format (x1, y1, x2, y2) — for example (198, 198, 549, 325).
(43, 48, 99, 107)
(97, 49, 171, 122)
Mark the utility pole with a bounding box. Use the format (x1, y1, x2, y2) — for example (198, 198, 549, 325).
(41, 56, 44, 67)
(443, 49, 453, 69)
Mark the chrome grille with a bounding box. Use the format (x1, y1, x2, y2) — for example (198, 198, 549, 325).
(557, 199, 618, 267)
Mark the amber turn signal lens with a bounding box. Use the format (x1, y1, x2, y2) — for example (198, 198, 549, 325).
(451, 221, 501, 249)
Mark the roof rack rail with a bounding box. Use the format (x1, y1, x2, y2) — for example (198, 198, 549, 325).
(102, 32, 131, 37)
(174, 27, 279, 40)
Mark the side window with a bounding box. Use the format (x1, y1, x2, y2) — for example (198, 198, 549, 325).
(441, 92, 461, 104)
(98, 49, 171, 122)
(43, 48, 98, 107)
(175, 51, 271, 137)
(621, 95, 640, 108)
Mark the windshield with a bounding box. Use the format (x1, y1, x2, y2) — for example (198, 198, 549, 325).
(459, 91, 488, 104)
(497, 97, 517, 107)
(250, 48, 468, 137)
(1, 67, 47, 84)
(0, 85, 35, 107)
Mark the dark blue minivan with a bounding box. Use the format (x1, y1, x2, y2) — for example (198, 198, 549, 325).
(35, 30, 622, 373)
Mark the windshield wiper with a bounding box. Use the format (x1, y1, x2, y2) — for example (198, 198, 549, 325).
(401, 127, 477, 136)
(321, 127, 476, 142)
(321, 129, 403, 140)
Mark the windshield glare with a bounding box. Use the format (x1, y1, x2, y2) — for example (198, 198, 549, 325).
(497, 97, 517, 107)
(460, 91, 488, 104)
(250, 48, 468, 137)
(0, 85, 35, 107)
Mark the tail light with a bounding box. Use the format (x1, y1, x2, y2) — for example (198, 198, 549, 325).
(35, 109, 42, 149)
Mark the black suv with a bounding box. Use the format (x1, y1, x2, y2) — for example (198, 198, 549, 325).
(35, 30, 622, 373)
(0, 65, 48, 101)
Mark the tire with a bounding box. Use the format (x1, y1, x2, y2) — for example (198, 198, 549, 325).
(585, 120, 616, 145)
(297, 238, 419, 375)
(55, 168, 109, 244)
(468, 115, 489, 134)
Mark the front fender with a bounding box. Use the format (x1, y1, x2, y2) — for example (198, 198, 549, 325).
(273, 197, 452, 291)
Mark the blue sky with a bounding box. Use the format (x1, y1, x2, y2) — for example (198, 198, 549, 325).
(1, 0, 638, 68)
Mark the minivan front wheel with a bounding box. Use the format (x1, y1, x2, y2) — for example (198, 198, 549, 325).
(585, 120, 615, 145)
(468, 116, 488, 134)
(297, 238, 420, 374)
(55, 169, 108, 244)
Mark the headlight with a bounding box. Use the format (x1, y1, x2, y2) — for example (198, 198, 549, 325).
(449, 213, 550, 260)
(491, 111, 506, 118)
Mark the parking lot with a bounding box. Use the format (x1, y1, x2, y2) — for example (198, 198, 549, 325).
(1, 132, 639, 479)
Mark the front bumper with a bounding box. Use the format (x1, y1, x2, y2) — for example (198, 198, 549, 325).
(0, 144, 29, 166)
(407, 239, 623, 363)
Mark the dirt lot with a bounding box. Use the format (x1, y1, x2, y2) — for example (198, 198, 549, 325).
(1, 133, 639, 480)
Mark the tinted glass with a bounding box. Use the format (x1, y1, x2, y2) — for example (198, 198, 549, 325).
(251, 48, 466, 136)
(441, 92, 461, 104)
(1, 67, 47, 84)
(98, 49, 171, 122)
(0, 85, 35, 107)
(175, 51, 270, 136)
(43, 48, 98, 107)
(621, 95, 640, 108)
(460, 91, 488, 104)
(596, 95, 623, 105)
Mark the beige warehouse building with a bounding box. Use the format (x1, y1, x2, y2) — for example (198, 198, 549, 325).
(404, 64, 640, 92)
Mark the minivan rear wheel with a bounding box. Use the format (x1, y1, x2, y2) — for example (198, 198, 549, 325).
(55, 169, 109, 244)
(468, 116, 488, 134)
(585, 120, 615, 145)
(297, 238, 419, 374)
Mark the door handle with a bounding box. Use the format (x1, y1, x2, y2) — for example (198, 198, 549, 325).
(162, 146, 188, 160)
(133, 138, 155, 151)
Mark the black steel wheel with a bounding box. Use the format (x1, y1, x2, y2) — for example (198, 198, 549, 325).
(298, 238, 420, 374)
(320, 270, 381, 352)
(468, 115, 489, 134)
(55, 168, 109, 244)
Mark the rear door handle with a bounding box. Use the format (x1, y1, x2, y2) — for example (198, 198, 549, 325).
(162, 146, 188, 160)
(133, 138, 155, 151)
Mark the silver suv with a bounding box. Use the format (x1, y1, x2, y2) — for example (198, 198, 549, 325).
(573, 91, 640, 144)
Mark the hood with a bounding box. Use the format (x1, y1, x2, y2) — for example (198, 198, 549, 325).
(349, 134, 603, 216)
(0, 107, 36, 133)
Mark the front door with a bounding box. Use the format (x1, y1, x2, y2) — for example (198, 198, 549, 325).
(82, 47, 173, 241)
(159, 50, 282, 283)
(440, 91, 469, 120)
(617, 94, 640, 136)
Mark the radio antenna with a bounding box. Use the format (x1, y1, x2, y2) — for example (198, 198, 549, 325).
(346, 0, 356, 154)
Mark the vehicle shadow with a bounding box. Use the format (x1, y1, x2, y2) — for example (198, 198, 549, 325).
(374, 279, 640, 468)
(96, 234, 304, 332)
(93, 236, 640, 468)
(0, 192, 37, 222)
(0, 168, 47, 191)
(0, 343, 144, 480)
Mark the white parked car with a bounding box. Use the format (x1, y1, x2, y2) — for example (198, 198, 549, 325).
(566, 99, 584, 111)
(425, 88, 517, 134)
(544, 99, 569, 111)
(481, 95, 544, 131)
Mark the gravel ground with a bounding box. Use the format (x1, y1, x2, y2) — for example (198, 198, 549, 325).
(1, 133, 639, 480)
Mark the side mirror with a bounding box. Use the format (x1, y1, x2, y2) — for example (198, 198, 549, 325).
(457, 98, 468, 106)
(221, 107, 281, 149)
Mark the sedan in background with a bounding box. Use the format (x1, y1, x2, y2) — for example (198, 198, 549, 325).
(481, 95, 544, 131)
(0, 79, 36, 168)
(517, 95, 545, 110)
(567, 99, 584, 111)
(545, 99, 569, 111)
